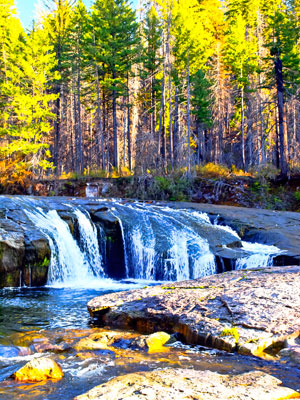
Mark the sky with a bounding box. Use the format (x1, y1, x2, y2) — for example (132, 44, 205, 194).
(16, 0, 138, 29)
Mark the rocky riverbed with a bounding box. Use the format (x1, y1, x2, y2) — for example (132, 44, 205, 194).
(78, 266, 300, 400)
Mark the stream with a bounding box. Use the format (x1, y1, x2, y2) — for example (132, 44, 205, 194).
(0, 284, 300, 399)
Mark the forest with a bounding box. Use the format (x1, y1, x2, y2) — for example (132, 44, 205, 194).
(0, 0, 300, 186)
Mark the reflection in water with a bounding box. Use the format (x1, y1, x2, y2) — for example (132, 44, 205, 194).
(0, 287, 299, 400)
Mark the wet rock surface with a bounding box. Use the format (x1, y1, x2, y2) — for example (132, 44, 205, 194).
(74, 368, 300, 400)
(88, 266, 300, 356)
(1, 319, 300, 398)
(12, 357, 64, 382)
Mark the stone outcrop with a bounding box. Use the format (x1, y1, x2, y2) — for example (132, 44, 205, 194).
(88, 266, 300, 356)
(74, 368, 300, 400)
(0, 219, 25, 287)
(0, 217, 50, 287)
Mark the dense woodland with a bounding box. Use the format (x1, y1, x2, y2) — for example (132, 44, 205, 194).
(1, 0, 300, 185)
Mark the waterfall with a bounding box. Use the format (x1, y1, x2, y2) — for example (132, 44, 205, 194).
(25, 207, 105, 287)
(20, 197, 282, 286)
(73, 209, 104, 277)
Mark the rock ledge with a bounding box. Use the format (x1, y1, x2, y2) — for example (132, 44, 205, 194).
(88, 266, 300, 356)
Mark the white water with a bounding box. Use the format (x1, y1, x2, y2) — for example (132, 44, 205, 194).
(236, 241, 280, 270)
(25, 208, 105, 287)
(110, 203, 218, 281)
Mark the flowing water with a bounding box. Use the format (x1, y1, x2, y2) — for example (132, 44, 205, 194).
(0, 197, 295, 399)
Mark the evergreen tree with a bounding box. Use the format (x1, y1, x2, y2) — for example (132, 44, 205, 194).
(43, 0, 74, 174)
(91, 0, 139, 169)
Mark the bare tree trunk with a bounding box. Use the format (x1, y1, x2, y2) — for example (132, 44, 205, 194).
(166, 15, 173, 170)
(76, 31, 82, 174)
(112, 69, 118, 169)
(158, 36, 166, 168)
(187, 48, 191, 174)
(240, 68, 245, 170)
(173, 87, 179, 166)
(127, 74, 132, 170)
(275, 56, 287, 175)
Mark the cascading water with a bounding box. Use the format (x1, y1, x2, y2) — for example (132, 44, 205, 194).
(25, 207, 105, 287)
(110, 203, 216, 281)
(73, 209, 104, 277)
(19, 197, 281, 285)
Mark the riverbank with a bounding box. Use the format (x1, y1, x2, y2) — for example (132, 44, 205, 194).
(1, 172, 300, 212)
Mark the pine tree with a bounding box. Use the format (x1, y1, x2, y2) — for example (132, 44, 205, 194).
(43, 0, 74, 174)
(91, 0, 139, 169)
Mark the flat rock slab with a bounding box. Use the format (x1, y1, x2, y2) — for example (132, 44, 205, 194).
(88, 266, 300, 356)
(74, 368, 300, 400)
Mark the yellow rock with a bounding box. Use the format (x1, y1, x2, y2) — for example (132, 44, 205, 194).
(146, 332, 171, 353)
(13, 357, 64, 382)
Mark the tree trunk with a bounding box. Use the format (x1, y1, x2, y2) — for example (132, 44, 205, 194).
(187, 48, 191, 174)
(127, 74, 132, 170)
(76, 30, 82, 174)
(112, 70, 118, 169)
(158, 37, 166, 168)
(240, 68, 245, 170)
(275, 56, 287, 175)
(173, 87, 179, 166)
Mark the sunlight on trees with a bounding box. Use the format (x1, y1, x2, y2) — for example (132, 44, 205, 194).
(1, 0, 300, 185)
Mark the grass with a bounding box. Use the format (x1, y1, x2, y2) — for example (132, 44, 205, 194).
(220, 326, 240, 343)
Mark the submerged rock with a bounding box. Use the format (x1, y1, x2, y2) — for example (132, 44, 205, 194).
(74, 330, 171, 354)
(12, 357, 64, 382)
(74, 331, 138, 351)
(74, 368, 300, 400)
(88, 266, 300, 356)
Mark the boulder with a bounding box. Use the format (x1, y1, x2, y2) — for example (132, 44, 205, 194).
(74, 368, 300, 400)
(12, 357, 64, 382)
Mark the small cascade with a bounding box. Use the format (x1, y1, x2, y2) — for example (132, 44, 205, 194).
(236, 242, 279, 269)
(25, 208, 105, 287)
